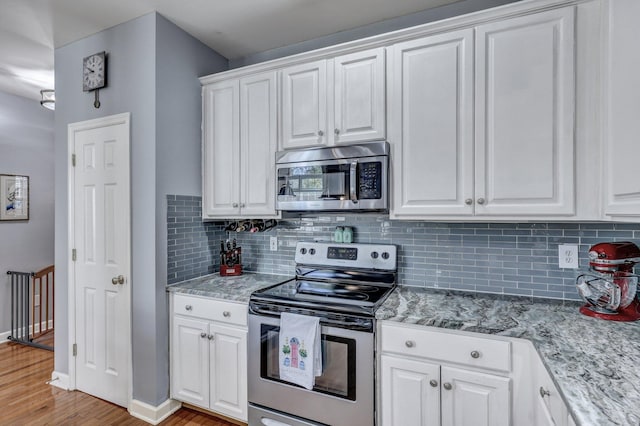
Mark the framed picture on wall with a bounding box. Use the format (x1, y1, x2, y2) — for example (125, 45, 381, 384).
(0, 174, 29, 221)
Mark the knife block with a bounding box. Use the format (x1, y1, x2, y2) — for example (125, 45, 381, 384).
(220, 247, 242, 276)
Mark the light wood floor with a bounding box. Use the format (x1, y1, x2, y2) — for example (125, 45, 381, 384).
(0, 340, 236, 425)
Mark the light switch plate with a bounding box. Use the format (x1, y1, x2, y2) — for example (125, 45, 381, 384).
(558, 244, 579, 269)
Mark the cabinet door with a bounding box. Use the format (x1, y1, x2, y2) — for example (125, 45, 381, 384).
(441, 366, 510, 426)
(334, 47, 386, 144)
(240, 72, 278, 217)
(281, 60, 327, 149)
(380, 354, 440, 426)
(475, 7, 575, 216)
(202, 81, 240, 218)
(171, 316, 210, 408)
(603, 0, 640, 217)
(209, 323, 248, 421)
(533, 356, 568, 426)
(389, 29, 474, 218)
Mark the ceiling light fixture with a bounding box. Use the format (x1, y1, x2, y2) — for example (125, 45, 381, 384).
(40, 89, 55, 110)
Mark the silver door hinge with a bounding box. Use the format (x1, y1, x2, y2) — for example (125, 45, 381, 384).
(73, 343, 77, 357)
(72, 249, 76, 261)
(72, 154, 76, 167)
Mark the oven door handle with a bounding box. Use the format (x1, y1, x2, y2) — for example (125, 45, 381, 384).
(349, 160, 358, 204)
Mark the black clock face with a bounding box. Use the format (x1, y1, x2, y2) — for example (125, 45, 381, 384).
(83, 52, 106, 92)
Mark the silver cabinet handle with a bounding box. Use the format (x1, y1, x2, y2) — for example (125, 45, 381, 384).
(334, 128, 340, 135)
(477, 198, 485, 205)
(208, 334, 214, 340)
(232, 203, 239, 208)
(111, 275, 125, 285)
(443, 382, 453, 391)
(318, 130, 324, 137)
(185, 305, 193, 311)
(465, 198, 473, 205)
(200, 332, 207, 338)
(223, 311, 231, 317)
(470, 350, 480, 359)
(429, 379, 438, 387)
(405, 340, 415, 348)
(539, 387, 551, 398)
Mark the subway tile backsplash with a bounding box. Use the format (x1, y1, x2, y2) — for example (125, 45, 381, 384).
(167, 196, 640, 301)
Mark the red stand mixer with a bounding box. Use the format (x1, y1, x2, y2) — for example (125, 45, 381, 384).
(576, 241, 640, 321)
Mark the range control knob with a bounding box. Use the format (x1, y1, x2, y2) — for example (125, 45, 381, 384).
(381, 252, 390, 260)
(371, 251, 379, 259)
(300, 248, 307, 255)
(309, 248, 316, 255)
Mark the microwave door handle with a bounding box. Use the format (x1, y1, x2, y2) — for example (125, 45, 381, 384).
(350, 161, 358, 204)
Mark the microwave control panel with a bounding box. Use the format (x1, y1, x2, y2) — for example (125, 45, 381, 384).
(358, 162, 382, 199)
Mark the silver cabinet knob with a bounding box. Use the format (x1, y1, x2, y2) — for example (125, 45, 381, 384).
(539, 387, 551, 398)
(185, 305, 193, 311)
(465, 198, 473, 205)
(318, 130, 324, 137)
(200, 332, 207, 338)
(232, 203, 239, 208)
(334, 128, 340, 135)
(223, 311, 231, 317)
(477, 198, 485, 205)
(405, 340, 415, 348)
(429, 379, 438, 387)
(240, 203, 245, 208)
(208, 334, 214, 340)
(443, 382, 453, 391)
(111, 275, 125, 285)
(470, 350, 480, 359)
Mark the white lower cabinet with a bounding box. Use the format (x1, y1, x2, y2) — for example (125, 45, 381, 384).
(170, 294, 248, 422)
(379, 322, 511, 426)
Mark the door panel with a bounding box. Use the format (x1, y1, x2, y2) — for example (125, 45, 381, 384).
(72, 114, 130, 407)
(475, 7, 575, 215)
(389, 29, 474, 217)
(172, 316, 210, 408)
(441, 366, 510, 426)
(210, 323, 247, 420)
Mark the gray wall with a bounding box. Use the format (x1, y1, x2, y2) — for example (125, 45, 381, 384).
(54, 12, 227, 406)
(230, 0, 521, 68)
(0, 91, 54, 336)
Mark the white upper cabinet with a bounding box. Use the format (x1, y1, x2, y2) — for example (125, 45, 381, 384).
(202, 71, 278, 219)
(281, 47, 386, 149)
(603, 0, 640, 218)
(240, 72, 278, 217)
(281, 60, 328, 149)
(389, 29, 474, 217)
(333, 47, 386, 144)
(202, 80, 240, 218)
(391, 7, 576, 220)
(475, 7, 576, 217)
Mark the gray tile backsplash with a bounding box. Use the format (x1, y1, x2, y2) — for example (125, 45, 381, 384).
(167, 197, 640, 301)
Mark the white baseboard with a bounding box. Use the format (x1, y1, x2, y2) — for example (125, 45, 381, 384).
(0, 330, 10, 344)
(0, 320, 54, 345)
(49, 371, 70, 390)
(129, 398, 182, 425)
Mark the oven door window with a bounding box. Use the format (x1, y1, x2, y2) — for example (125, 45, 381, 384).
(260, 324, 356, 401)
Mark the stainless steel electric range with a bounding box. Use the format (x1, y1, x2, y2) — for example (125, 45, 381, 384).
(248, 241, 397, 426)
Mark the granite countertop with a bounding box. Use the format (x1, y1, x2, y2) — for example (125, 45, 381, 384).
(166, 272, 290, 303)
(377, 286, 640, 426)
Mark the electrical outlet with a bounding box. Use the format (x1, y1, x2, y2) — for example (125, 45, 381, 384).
(558, 244, 579, 269)
(270, 236, 278, 252)
(34, 294, 40, 306)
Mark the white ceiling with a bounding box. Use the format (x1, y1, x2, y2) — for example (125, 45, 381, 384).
(0, 0, 463, 101)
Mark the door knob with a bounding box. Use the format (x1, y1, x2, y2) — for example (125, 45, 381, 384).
(429, 379, 438, 387)
(477, 198, 486, 205)
(443, 382, 453, 390)
(317, 130, 324, 137)
(111, 275, 125, 285)
(464, 198, 473, 205)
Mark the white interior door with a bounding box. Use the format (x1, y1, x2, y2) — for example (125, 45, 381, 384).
(69, 113, 131, 407)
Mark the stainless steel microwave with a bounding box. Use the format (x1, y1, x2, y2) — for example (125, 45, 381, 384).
(275, 141, 389, 212)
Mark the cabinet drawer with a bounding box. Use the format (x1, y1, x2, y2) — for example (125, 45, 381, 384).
(173, 294, 248, 327)
(380, 322, 511, 373)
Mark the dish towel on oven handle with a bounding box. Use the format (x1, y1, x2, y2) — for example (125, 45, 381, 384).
(278, 312, 322, 390)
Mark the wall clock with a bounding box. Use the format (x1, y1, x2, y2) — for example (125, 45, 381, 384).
(83, 51, 107, 108)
